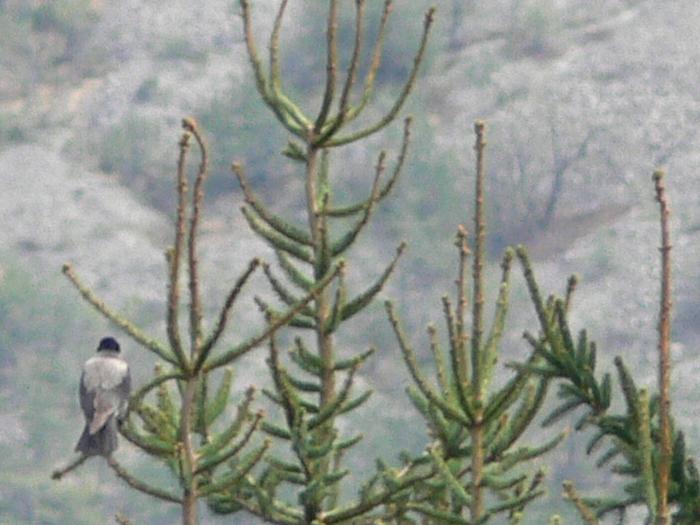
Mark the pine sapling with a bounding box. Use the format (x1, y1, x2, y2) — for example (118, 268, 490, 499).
(206, 1, 437, 523)
(516, 171, 700, 524)
(52, 118, 337, 525)
(386, 121, 565, 524)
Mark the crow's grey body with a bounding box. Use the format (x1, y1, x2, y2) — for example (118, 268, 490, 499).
(76, 347, 131, 456)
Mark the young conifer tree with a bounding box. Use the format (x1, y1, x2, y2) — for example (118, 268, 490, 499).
(52, 118, 338, 525)
(516, 172, 700, 524)
(385, 121, 566, 525)
(203, 1, 438, 523)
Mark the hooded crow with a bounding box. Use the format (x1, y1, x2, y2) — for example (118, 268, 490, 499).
(75, 337, 131, 456)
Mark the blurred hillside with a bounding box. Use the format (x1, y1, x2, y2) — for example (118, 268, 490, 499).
(2, 0, 700, 523)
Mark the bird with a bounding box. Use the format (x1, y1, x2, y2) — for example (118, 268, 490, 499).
(75, 336, 131, 457)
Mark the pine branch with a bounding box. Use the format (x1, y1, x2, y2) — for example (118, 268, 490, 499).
(315, 0, 366, 144)
(341, 242, 405, 322)
(320, 460, 433, 524)
(62, 263, 178, 365)
(330, 150, 385, 257)
(201, 386, 255, 456)
(261, 262, 313, 315)
(199, 440, 271, 497)
(326, 8, 436, 147)
(428, 323, 452, 398)
(326, 117, 412, 218)
(107, 456, 183, 504)
(197, 258, 261, 370)
(203, 260, 343, 371)
(385, 300, 472, 427)
(563, 481, 599, 525)
(114, 513, 134, 525)
(166, 131, 191, 367)
(471, 121, 487, 392)
(276, 250, 314, 291)
(242, 206, 314, 264)
(238, 0, 305, 136)
(653, 170, 673, 525)
(314, 0, 339, 133)
(341, 0, 392, 124)
(196, 410, 264, 473)
(268, 0, 311, 130)
(233, 163, 313, 246)
(182, 117, 208, 359)
(442, 294, 474, 422)
(51, 454, 88, 480)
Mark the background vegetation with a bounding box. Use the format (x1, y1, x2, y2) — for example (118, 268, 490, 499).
(2, 0, 700, 524)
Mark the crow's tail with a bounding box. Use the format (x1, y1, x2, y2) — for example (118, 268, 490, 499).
(75, 417, 118, 456)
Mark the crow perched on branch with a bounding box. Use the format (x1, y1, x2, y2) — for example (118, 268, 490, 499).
(75, 337, 131, 457)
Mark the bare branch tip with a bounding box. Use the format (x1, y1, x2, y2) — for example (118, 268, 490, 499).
(181, 117, 197, 132)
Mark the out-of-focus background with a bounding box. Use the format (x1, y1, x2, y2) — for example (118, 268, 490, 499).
(1, 0, 700, 523)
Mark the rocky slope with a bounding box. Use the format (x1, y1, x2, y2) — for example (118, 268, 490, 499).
(2, 0, 700, 523)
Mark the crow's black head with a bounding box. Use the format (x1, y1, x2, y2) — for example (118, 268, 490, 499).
(98, 336, 120, 352)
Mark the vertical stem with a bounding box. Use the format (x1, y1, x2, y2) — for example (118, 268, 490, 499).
(304, 141, 335, 520)
(181, 377, 199, 525)
(470, 420, 485, 523)
(653, 170, 672, 525)
(471, 121, 487, 388)
(167, 132, 191, 368)
(455, 225, 470, 391)
(305, 144, 335, 405)
(315, 0, 339, 132)
(183, 118, 208, 360)
(470, 120, 487, 524)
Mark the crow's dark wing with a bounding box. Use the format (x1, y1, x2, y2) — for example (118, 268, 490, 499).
(116, 365, 131, 421)
(79, 370, 95, 421)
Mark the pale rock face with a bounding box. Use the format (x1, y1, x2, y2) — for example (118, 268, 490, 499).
(0, 144, 166, 303)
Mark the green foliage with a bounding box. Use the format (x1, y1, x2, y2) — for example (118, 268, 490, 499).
(202, 1, 438, 522)
(55, 118, 336, 524)
(40, 2, 700, 525)
(385, 125, 563, 524)
(516, 246, 700, 524)
(278, 0, 443, 95)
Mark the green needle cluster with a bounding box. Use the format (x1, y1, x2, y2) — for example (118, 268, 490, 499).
(385, 122, 564, 525)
